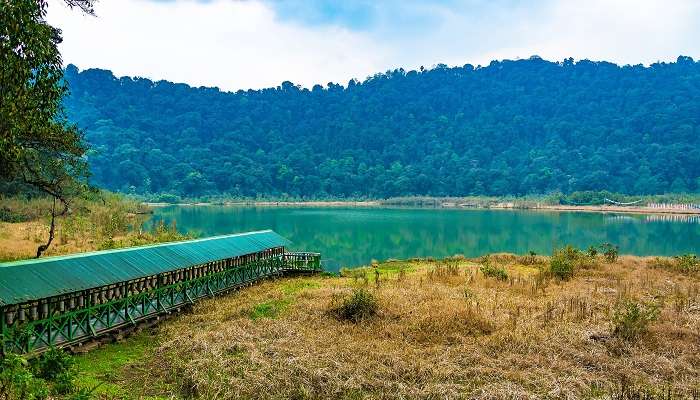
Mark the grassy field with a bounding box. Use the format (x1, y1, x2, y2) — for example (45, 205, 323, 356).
(69, 252, 700, 399)
(0, 194, 191, 261)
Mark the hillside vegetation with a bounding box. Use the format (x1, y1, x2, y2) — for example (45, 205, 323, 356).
(0, 194, 190, 261)
(56, 251, 700, 399)
(64, 56, 700, 199)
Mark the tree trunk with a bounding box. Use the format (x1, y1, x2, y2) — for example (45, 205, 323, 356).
(35, 196, 69, 258)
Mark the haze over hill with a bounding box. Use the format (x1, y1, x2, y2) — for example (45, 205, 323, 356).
(64, 56, 700, 199)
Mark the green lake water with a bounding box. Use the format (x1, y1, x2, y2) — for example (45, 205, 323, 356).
(151, 206, 700, 271)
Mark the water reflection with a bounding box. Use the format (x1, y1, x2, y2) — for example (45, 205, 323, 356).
(150, 206, 700, 271)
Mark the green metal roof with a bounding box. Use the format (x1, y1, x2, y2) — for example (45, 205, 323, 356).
(0, 230, 290, 306)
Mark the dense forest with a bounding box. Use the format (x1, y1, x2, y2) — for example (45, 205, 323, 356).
(63, 56, 700, 199)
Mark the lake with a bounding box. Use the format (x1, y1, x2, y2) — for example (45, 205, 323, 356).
(151, 206, 700, 271)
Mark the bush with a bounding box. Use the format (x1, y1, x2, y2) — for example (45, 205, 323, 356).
(549, 245, 601, 279)
(674, 254, 698, 273)
(549, 246, 579, 280)
(479, 263, 508, 281)
(612, 300, 660, 341)
(36, 347, 75, 381)
(586, 246, 598, 257)
(0, 348, 81, 399)
(330, 288, 379, 323)
(649, 254, 698, 274)
(0, 354, 49, 400)
(600, 242, 619, 262)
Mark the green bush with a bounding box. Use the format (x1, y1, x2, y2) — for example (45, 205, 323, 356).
(649, 254, 698, 274)
(36, 347, 75, 381)
(330, 288, 379, 323)
(479, 263, 508, 281)
(0, 206, 30, 222)
(0, 354, 49, 400)
(549, 246, 579, 280)
(612, 300, 660, 341)
(586, 245, 598, 257)
(600, 242, 619, 262)
(673, 254, 698, 273)
(0, 348, 82, 399)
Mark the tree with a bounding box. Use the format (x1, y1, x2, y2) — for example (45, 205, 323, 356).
(0, 0, 95, 257)
(60, 55, 700, 199)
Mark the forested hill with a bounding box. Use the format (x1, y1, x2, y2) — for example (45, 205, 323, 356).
(63, 56, 700, 199)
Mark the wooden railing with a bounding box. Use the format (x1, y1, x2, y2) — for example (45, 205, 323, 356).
(283, 251, 322, 272)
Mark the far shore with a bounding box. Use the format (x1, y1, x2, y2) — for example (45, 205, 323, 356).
(143, 200, 700, 215)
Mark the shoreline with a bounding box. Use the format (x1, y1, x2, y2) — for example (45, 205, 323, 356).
(143, 201, 700, 215)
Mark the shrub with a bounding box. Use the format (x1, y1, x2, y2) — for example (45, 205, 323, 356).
(0, 354, 49, 400)
(549, 245, 601, 279)
(612, 300, 660, 341)
(36, 347, 75, 381)
(549, 246, 579, 280)
(479, 263, 508, 281)
(649, 254, 699, 274)
(330, 288, 378, 323)
(674, 254, 698, 273)
(600, 242, 619, 263)
(586, 245, 598, 257)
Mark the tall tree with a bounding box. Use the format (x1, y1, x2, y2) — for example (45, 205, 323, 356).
(0, 0, 95, 257)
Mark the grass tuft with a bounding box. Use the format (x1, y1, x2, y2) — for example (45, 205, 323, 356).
(329, 288, 379, 323)
(612, 299, 660, 341)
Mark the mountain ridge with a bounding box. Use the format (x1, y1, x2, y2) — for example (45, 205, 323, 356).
(63, 56, 700, 198)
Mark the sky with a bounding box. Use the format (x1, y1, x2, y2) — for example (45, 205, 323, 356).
(47, 0, 700, 91)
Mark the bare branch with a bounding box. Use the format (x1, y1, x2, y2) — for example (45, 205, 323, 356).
(62, 0, 97, 16)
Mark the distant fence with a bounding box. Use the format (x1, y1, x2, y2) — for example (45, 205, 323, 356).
(647, 203, 700, 210)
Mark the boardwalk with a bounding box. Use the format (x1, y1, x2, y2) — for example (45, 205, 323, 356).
(0, 231, 321, 355)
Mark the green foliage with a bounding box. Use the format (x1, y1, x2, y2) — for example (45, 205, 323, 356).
(62, 57, 700, 198)
(479, 258, 508, 281)
(0, 354, 49, 400)
(612, 300, 660, 341)
(330, 288, 379, 323)
(549, 245, 585, 280)
(649, 254, 698, 275)
(0, 0, 89, 202)
(673, 254, 699, 273)
(600, 242, 619, 263)
(155, 193, 181, 204)
(36, 347, 75, 381)
(586, 246, 598, 257)
(0, 206, 31, 222)
(35, 347, 77, 395)
(0, 349, 82, 399)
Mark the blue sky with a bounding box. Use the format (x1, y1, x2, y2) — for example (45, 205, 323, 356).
(47, 0, 700, 91)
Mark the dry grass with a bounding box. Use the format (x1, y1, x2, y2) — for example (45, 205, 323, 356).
(76, 254, 700, 399)
(0, 194, 189, 261)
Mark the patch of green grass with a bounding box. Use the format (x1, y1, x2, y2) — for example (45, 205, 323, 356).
(72, 329, 158, 398)
(249, 298, 291, 320)
(281, 279, 321, 295)
(340, 262, 418, 281)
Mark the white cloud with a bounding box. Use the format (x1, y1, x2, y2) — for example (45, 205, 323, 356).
(47, 0, 391, 90)
(475, 0, 700, 66)
(47, 0, 700, 91)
